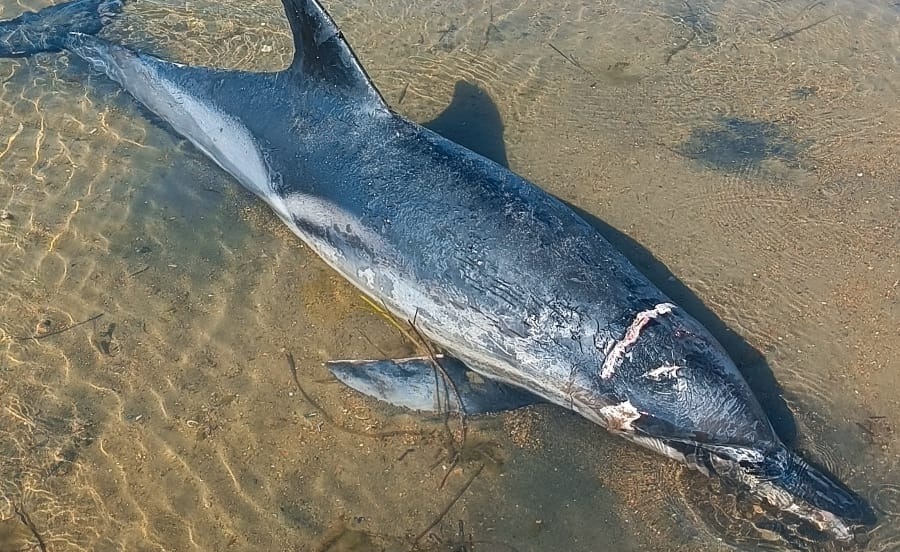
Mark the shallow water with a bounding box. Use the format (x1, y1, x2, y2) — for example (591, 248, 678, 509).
(0, 0, 897, 550)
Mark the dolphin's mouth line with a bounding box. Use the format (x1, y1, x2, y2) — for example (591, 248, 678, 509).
(620, 433, 867, 542)
(703, 446, 867, 542)
(743, 475, 855, 541)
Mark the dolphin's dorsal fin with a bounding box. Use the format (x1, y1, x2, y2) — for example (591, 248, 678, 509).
(281, 0, 386, 107)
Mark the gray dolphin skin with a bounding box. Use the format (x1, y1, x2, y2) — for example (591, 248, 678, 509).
(1, 0, 874, 542)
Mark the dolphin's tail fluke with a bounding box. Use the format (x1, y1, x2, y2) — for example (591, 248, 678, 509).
(0, 0, 124, 57)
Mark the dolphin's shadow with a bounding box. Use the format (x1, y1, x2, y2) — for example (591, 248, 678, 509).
(423, 80, 797, 445)
(423, 81, 509, 168)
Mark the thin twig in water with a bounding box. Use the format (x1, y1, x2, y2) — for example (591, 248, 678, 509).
(128, 265, 150, 278)
(439, 453, 460, 490)
(404, 320, 470, 466)
(358, 294, 417, 343)
(16, 312, 103, 341)
(414, 463, 485, 546)
(354, 297, 471, 476)
(548, 43, 598, 86)
(478, 1, 498, 52)
(358, 294, 469, 450)
(768, 15, 834, 43)
(664, 31, 696, 64)
(284, 352, 423, 439)
(855, 421, 875, 438)
(548, 43, 584, 72)
(14, 503, 47, 552)
(467, 541, 522, 552)
(357, 331, 392, 361)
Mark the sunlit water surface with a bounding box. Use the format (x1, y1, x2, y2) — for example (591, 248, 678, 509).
(0, 0, 897, 550)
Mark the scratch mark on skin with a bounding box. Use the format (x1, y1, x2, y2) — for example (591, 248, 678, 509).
(644, 363, 682, 381)
(599, 400, 641, 432)
(566, 363, 577, 410)
(600, 303, 676, 379)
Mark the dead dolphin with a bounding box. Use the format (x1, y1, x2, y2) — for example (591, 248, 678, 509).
(0, 0, 874, 541)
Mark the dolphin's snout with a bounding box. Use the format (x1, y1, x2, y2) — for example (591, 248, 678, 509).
(768, 448, 875, 530)
(709, 445, 874, 541)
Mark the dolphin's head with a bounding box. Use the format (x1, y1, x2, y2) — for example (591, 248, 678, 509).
(582, 303, 875, 543)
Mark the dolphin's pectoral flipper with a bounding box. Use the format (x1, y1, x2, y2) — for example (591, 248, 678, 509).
(0, 0, 125, 57)
(327, 355, 539, 415)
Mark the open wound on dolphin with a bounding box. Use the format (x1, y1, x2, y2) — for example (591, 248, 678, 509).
(599, 400, 641, 432)
(643, 363, 683, 381)
(599, 302, 676, 379)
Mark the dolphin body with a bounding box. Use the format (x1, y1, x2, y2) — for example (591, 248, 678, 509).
(1, 0, 873, 541)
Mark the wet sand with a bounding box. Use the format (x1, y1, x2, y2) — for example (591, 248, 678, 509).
(0, 0, 898, 550)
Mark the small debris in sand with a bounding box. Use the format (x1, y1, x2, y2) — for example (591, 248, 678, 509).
(503, 408, 542, 448)
(0, 209, 12, 220)
(34, 319, 53, 335)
